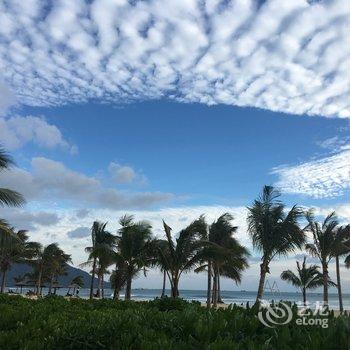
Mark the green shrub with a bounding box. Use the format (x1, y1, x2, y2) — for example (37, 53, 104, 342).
(0, 295, 349, 349)
(148, 297, 199, 311)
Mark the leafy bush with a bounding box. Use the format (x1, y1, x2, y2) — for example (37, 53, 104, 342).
(0, 295, 349, 349)
(148, 297, 199, 311)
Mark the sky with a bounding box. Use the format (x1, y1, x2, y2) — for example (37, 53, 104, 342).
(1, 0, 350, 293)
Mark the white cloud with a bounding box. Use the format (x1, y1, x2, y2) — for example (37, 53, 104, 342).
(0, 1, 350, 117)
(75, 208, 90, 219)
(0, 80, 15, 114)
(316, 136, 350, 152)
(0, 208, 60, 230)
(0, 115, 77, 153)
(108, 161, 146, 184)
(312, 202, 350, 222)
(108, 162, 135, 184)
(272, 148, 350, 198)
(0, 157, 173, 209)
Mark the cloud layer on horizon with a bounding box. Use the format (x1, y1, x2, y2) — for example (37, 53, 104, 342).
(0, 157, 173, 210)
(1, 0, 350, 118)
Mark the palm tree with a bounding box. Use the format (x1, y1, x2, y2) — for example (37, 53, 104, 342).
(84, 221, 115, 299)
(30, 243, 68, 296)
(281, 257, 335, 305)
(110, 262, 128, 300)
(195, 213, 249, 307)
(152, 239, 171, 298)
(45, 245, 71, 294)
(247, 186, 305, 303)
(305, 211, 341, 305)
(157, 217, 207, 298)
(0, 229, 38, 293)
(0, 148, 25, 207)
(329, 225, 350, 312)
(71, 275, 84, 287)
(96, 254, 113, 298)
(67, 275, 84, 295)
(115, 215, 154, 300)
(160, 269, 167, 297)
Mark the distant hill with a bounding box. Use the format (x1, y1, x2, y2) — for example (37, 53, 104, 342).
(5, 263, 110, 288)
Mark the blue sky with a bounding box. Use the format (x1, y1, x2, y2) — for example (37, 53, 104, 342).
(14, 101, 350, 208)
(1, 0, 350, 292)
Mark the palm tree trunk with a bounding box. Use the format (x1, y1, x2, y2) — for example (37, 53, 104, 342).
(0, 270, 7, 293)
(213, 271, 218, 308)
(322, 261, 329, 305)
(166, 271, 174, 297)
(207, 260, 212, 308)
(161, 270, 166, 297)
(96, 273, 101, 298)
(125, 275, 132, 300)
(89, 257, 97, 300)
(37, 265, 43, 297)
(335, 255, 343, 312)
(101, 274, 104, 299)
(256, 262, 267, 303)
(171, 276, 179, 298)
(113, 287, 120, 300)
(211, 277, 215, 303)
(302, 287, 306, 306)
(48, 275, 54, 295)
(217, 269, 222, 303)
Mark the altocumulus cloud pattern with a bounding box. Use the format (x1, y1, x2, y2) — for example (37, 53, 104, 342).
(1, 0, 350, 118)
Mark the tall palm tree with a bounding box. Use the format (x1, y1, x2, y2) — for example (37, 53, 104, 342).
(305, 211, 341, 305)
(152, 239, 170, 298)
(157, 217, 207, 298)
(0, 229, 38, 293)
(0, 148, 25, 207)
(84, 221, 115, 299)
(115, 215, 154, 300)
(110, 262, 128, 300)
(30, 243, 68, 296)
(329, 225, 350, 312)
(96, 254, 113, 298)
(195, 213, 249, 307)
(281, 257, 335, 305)
(247, 186, 305, 303)
(45, 245, 71, 294)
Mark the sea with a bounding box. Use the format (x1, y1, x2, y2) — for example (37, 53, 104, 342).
(10, 287, 350, 310)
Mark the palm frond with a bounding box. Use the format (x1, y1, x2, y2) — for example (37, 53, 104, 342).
(0, 188, 25, 207)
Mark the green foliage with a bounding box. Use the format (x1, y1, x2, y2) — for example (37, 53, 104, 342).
(0, 147, 25, 207)
(148, 297, 199, 311)
(0, 295, 349, 349)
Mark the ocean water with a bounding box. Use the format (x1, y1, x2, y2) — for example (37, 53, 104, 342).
(11, 287, 350, 310)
